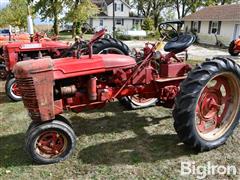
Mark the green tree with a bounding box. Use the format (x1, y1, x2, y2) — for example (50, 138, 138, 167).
(173, 0, 239, 19)
(132, 0, 172, 29)
(34, 0, 64, 35)
(142, 17, 154, 31)
(0, 0, 31, 28)
(65, 0, 99, 37)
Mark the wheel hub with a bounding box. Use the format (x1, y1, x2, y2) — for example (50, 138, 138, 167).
(37, 131, 66, 157)
(11, 83, 21, 96)
(196, 76, 233, 135)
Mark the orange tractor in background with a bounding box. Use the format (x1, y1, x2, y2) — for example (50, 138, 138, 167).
(228, 38, 240, 56)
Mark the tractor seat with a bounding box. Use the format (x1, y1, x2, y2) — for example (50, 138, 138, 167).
(164, 34, 196, 54)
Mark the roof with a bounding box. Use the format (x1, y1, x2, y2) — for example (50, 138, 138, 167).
(105, 0, 113, 5)
(97, 11, 108, 16)
(92, 0, 106, 8)
(182, 4, 240, 21)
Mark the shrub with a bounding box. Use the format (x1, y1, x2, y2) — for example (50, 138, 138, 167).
(142, 17, 154, 31)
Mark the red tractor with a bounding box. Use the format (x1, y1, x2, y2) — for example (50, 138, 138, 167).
(3, 30, 130, 101)
(0, 32, 30, 80)
(14, 24, 240, 164)
(228, 38, 240, 56)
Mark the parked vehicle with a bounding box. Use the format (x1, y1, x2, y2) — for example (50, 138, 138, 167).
(3, 29, 130, 101)
(14, 22, 240, 164)
(229, 38, 240, 56)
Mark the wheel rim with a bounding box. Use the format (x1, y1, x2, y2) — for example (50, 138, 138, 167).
(98, 47, 125, 54)
(129, 95, 157, 106)
(196, 72, 240, 141)
(35, 131, 68, 158)
(10, 82, 21, 98)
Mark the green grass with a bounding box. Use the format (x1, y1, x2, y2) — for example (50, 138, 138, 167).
(58, 33, 94, 42)
(0, 68, 240, 179)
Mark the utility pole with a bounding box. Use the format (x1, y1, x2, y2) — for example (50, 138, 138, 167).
(113, 0, 116, 38)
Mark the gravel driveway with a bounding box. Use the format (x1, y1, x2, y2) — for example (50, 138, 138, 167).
(123, 40, 240, 62)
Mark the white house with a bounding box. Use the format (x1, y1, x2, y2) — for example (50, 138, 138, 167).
(182, 4, 240, 46)
(89, 0, 143, 33)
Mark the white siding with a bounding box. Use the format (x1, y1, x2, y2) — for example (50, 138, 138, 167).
(90, 18, 133, 33)
(184, 20, 240, 46)
(107, 0, 130, 17)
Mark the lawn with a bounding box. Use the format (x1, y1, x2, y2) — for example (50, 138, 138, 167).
(0, 70, 240, 179)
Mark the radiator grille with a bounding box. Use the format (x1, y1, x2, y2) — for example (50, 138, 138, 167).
(16, 78, 41, 120)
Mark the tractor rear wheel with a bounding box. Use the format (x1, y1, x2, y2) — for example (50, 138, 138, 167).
(173, 57, 240, 151)
(93, 38, 130, 55)
(228, 40, 239, 56)
(5, 78, 22, 101)
(25, 119, 76, 164)
(119, 96, 158, 110)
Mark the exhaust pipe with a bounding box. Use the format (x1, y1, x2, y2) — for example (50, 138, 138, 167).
(88, 77, 97, 101)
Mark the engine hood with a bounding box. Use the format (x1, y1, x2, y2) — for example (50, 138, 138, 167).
(14, 54, 136, 80)
(53, 54, 136, 80)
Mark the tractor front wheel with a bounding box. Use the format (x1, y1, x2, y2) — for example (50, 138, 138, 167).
(25, 119, 76, 164)
(173, 57, 240, 151)
(228, 40, 239, 56)
(5, 78, 22, 101)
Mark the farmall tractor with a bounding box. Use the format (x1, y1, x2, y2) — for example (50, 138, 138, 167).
(0, 32, 30, 80)
(3, 29, 130, 101)
(14, 23, 240, 164)
(229, 37, 240, 56)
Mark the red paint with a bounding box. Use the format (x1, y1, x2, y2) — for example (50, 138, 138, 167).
(196, 76, 231, 133)
(14, 37, 193, 123)
(37, 131, 66, 156)
(11, 82, 21, 96)
(160, 63, 190, 77)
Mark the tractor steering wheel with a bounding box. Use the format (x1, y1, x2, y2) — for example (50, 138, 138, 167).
(158, 23, 179, 41)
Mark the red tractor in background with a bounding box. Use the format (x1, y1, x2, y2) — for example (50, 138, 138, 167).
(228, 37, 240, 56)
(14, 23, 240, 164)
(0, 32, 30, 79)
(3, 29, 130, 101)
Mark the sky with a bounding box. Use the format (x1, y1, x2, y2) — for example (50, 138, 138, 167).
(0, 0, 9, 10)
(0, 0, 50, 25)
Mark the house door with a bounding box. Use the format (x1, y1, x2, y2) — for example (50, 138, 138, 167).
(233, 24, 240, 39)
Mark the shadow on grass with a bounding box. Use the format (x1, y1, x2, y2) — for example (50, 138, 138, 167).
(70, 102, 171, 137)
(78, 134, 195, 165)
(70, 102, 196, 165)
(0, 91, 11, 104)
(0, 133, 32, 168)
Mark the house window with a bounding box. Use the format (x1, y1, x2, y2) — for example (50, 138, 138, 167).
(99, 19, 103, 26)
(211, 21, 218, 34)
(114, 3, 123, 11)
(116, 19, 123, 25)
(209, 21, 222, 34)
(191, 21, 201, 33)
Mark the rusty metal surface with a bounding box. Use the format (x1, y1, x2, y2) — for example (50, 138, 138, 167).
(14, 38, 194, 123)
(14, 58, 56, 121)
